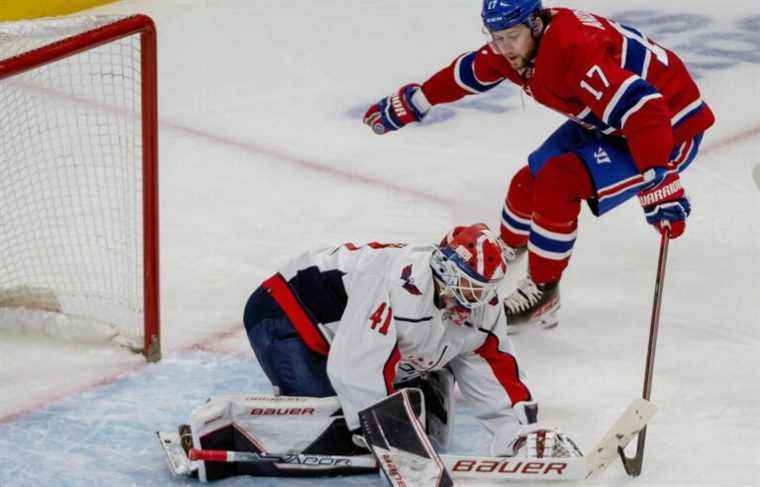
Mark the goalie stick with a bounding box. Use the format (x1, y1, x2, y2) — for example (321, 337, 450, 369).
(187, 447, 378, 470)
(359, 389, 657, 485)
(156, 431, 378, 478)
(158, 396, 655, 483)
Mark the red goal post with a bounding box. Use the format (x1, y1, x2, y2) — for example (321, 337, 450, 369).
(0, 15, 160, 361)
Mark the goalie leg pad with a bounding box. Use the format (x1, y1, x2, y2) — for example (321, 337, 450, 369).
(188, 394, 363, 481)
(359, 389, 454, 487)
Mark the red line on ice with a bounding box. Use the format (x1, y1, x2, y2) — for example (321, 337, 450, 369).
(161, 120, 455, 206)
(701, 124, 760, 154)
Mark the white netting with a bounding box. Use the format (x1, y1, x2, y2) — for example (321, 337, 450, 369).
(0, 15, 146, 350)
(0, 16, 127, 59)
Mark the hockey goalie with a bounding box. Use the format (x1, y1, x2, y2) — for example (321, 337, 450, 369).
(158, 223, 584, 482)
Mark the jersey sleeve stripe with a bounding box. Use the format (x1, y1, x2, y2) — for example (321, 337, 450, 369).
(619, 32, 628, 70)
(641, 48, 653, 80)
(610, 21, 668, 73)
(603, 77, 661, 128)
(671, 98, 704, 127)
(602, 75, 638, 124)
(672, 138, 696, 169)
(576, 106, 592, 119)
(620, 26, 652, 78)
(454, 51, 503, 94)
(620, 93, 663, 128)
(383, 345, 401, 395)
(475, 333, 531, 404)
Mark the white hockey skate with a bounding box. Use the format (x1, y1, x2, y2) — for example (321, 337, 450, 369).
(504, 276, 560, 334)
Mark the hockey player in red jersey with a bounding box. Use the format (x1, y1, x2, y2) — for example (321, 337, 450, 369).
(363, 0, 715, 332)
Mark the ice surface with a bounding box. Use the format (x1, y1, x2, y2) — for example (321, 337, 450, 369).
(1, 0, 758, 486)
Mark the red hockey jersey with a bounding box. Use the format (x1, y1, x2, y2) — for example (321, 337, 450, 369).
(421, 8, 715, 172)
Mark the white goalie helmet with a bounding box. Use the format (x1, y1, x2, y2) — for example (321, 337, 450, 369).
(430, 223, 508, 309)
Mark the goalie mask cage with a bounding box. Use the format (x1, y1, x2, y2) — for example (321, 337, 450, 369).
(0, 15, 160, 361)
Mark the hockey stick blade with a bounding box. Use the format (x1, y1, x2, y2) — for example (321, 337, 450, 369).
(618, 429, 646, 477)
(441, 454, 586, 481)
(440, 400, 656, 482)
(753, 163, 760, 191)
(585, 399, 657, 479)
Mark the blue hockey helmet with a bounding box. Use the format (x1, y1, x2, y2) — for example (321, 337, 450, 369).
(481, 0, 543, 32)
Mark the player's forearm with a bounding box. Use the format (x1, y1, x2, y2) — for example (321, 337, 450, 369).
(420, 66, 472, 105)
(421, 48, 506, 106)
(623, 104, 674, 172)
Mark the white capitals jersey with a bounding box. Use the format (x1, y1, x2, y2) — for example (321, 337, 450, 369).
(265, 241, 532, 434)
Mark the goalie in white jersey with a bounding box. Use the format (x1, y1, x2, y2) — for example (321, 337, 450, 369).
(175, 224, 579, 482)
(245, 224, 555, 444)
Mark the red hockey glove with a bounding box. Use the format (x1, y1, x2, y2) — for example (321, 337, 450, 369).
(638, 171, 691, 239)
(363, 84, 429, 135)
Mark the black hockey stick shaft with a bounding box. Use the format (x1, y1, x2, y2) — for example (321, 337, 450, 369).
(188, 447, 378, 468)
(618, 232, 670, 477)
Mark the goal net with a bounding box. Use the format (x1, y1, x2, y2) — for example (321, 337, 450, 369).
(0, 15, 160, 361)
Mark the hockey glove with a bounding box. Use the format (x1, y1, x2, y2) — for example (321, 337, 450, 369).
(363, 84, 429, 135)
(638, 171, 691, 239)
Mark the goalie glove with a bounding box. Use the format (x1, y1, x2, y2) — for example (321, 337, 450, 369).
(491, 424, 582, 458)
(638, 170, 691, 239)
(363, 83, 430, 134)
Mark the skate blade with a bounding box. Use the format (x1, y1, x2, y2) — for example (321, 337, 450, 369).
(539, 311, 559, 330)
